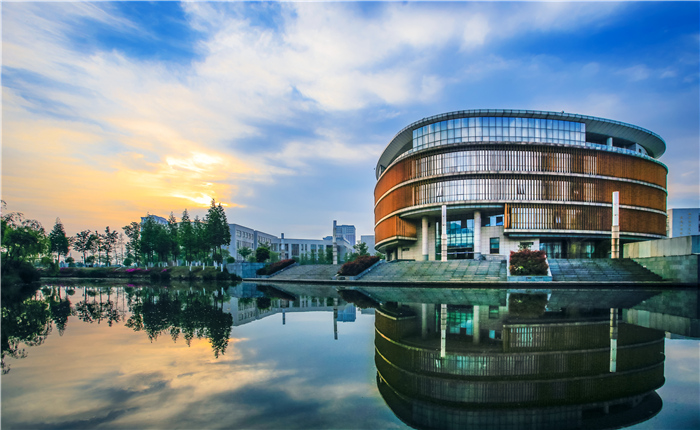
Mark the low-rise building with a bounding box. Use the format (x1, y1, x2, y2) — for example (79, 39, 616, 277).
(227, 223, 354, 262)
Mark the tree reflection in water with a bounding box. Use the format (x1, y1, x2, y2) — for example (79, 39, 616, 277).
(1, 284, 236, 372)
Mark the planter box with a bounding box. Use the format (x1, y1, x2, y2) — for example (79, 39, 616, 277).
(507, 255, 552, 282)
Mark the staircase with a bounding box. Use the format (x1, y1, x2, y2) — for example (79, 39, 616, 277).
(548, 258, 664, 282)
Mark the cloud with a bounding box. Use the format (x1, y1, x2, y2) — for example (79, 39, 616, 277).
(2, 1, 697, 238)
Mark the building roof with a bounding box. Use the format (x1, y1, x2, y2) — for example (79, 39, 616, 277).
(376, 109, 667, 178)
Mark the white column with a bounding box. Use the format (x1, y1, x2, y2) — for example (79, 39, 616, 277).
(473, 211, 482, 260)
(607, 137, 613, 148)
(440, 303, 447, 358)
(473, 305, 481, 344)
(441, 205, 448, 261)
(333, 298, 338, 340)
(422, 216, 429, 261)
(612, 191, 620, 259)
(610, 308, 618, 372)
(332, 220, 338, 265)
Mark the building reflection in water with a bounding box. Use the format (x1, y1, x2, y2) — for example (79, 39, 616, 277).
(372, 290, 665, 430)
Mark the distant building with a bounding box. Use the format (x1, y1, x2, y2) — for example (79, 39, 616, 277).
(335, 224, 356, 246)
(227, 223, 354, 262)
(667, 208, 700, 238)
(360, 235, 376, 254)
(228, 224, 279, 261)
(278, 234, 353, 262)
(140, 214, 168, 226)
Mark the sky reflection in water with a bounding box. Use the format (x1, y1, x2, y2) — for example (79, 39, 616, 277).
(1, 285, 402, 429)
(1, 283, 698, 429)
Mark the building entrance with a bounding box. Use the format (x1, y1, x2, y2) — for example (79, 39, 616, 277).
(436, 218, 475, 260)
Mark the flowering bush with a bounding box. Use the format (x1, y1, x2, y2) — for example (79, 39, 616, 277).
(509, 249, 548, 276)
(257, 259, 296, 276)
(337, 255, 380, 276)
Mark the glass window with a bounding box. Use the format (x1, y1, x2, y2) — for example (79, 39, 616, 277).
(489, 237, 500, 254)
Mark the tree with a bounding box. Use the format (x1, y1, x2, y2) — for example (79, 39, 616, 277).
(354, 242, 370, 257)
(167, 212, 180, 265)
(91, 231, 102, 266)
(101, 226, 119, 266)
(255, 245, 270, 263)
(193, 216, 207, 262)
(2, 212, 47, 264)
(122, 222, 141, 266)
(238, 247, 253, 261)
(179, 209, 195, 264)
(140, 216, 169, 265)
(73, 230, 94, 266)
(48, 218, 70, 264)
(325, 246, 333, 264)
(205, 199, 231, 263)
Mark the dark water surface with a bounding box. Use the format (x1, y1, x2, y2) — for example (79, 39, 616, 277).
(1, 283, 698, 429)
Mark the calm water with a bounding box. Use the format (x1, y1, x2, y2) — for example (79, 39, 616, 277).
(1, 282, 698, 429)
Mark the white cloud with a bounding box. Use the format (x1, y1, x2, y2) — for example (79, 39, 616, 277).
(2, 1, 696, 237)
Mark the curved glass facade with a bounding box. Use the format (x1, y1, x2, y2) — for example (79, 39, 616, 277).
(412, 117, 586, 150)
(374, 111, 669, 253)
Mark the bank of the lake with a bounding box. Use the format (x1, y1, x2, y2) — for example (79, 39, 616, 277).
(42, 266, 242, 283)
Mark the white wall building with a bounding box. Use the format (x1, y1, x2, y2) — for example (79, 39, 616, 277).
(227, 223, 354, 262)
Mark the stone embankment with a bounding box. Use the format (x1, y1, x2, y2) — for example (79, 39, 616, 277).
(245, 258, 680, 286)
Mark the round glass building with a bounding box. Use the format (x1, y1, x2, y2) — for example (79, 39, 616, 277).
(374, 109, 667, 260)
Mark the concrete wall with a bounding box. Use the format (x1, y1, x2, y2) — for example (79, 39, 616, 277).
(480, 226, 538, 260)
(399, 220, 437, 261)
(399, 224, 540, 261)
(624, 235, 700, 258)
(227, 262, 266, 279)
(630, 255, 699, 284)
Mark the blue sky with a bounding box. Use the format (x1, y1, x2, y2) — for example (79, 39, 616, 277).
(2, 1, 699, 239)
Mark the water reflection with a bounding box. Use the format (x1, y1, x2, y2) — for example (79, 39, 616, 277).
(354, 287, 685, 430)
(1, 282, 697, 429)
(1, 282, 358, 374)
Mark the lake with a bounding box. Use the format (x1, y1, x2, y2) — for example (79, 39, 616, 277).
(2, 282, 698, 429)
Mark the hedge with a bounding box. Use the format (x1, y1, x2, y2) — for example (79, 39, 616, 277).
(256, 259, 296, 276)
(337, 255, 380, 277)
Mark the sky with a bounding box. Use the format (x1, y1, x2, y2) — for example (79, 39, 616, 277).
(2, 1, 699, 240)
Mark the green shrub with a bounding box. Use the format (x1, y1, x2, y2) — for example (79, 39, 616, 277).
(509, 249, 548, 276)
(337, 256, 380, 276)
(256, 297, 272, 310)
(160, 270, 171, 282)
(149, 271, 160, 282)
(508, 293, 548, 318)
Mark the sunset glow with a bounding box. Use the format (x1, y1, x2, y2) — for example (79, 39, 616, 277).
(2, 2, 698, 238)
